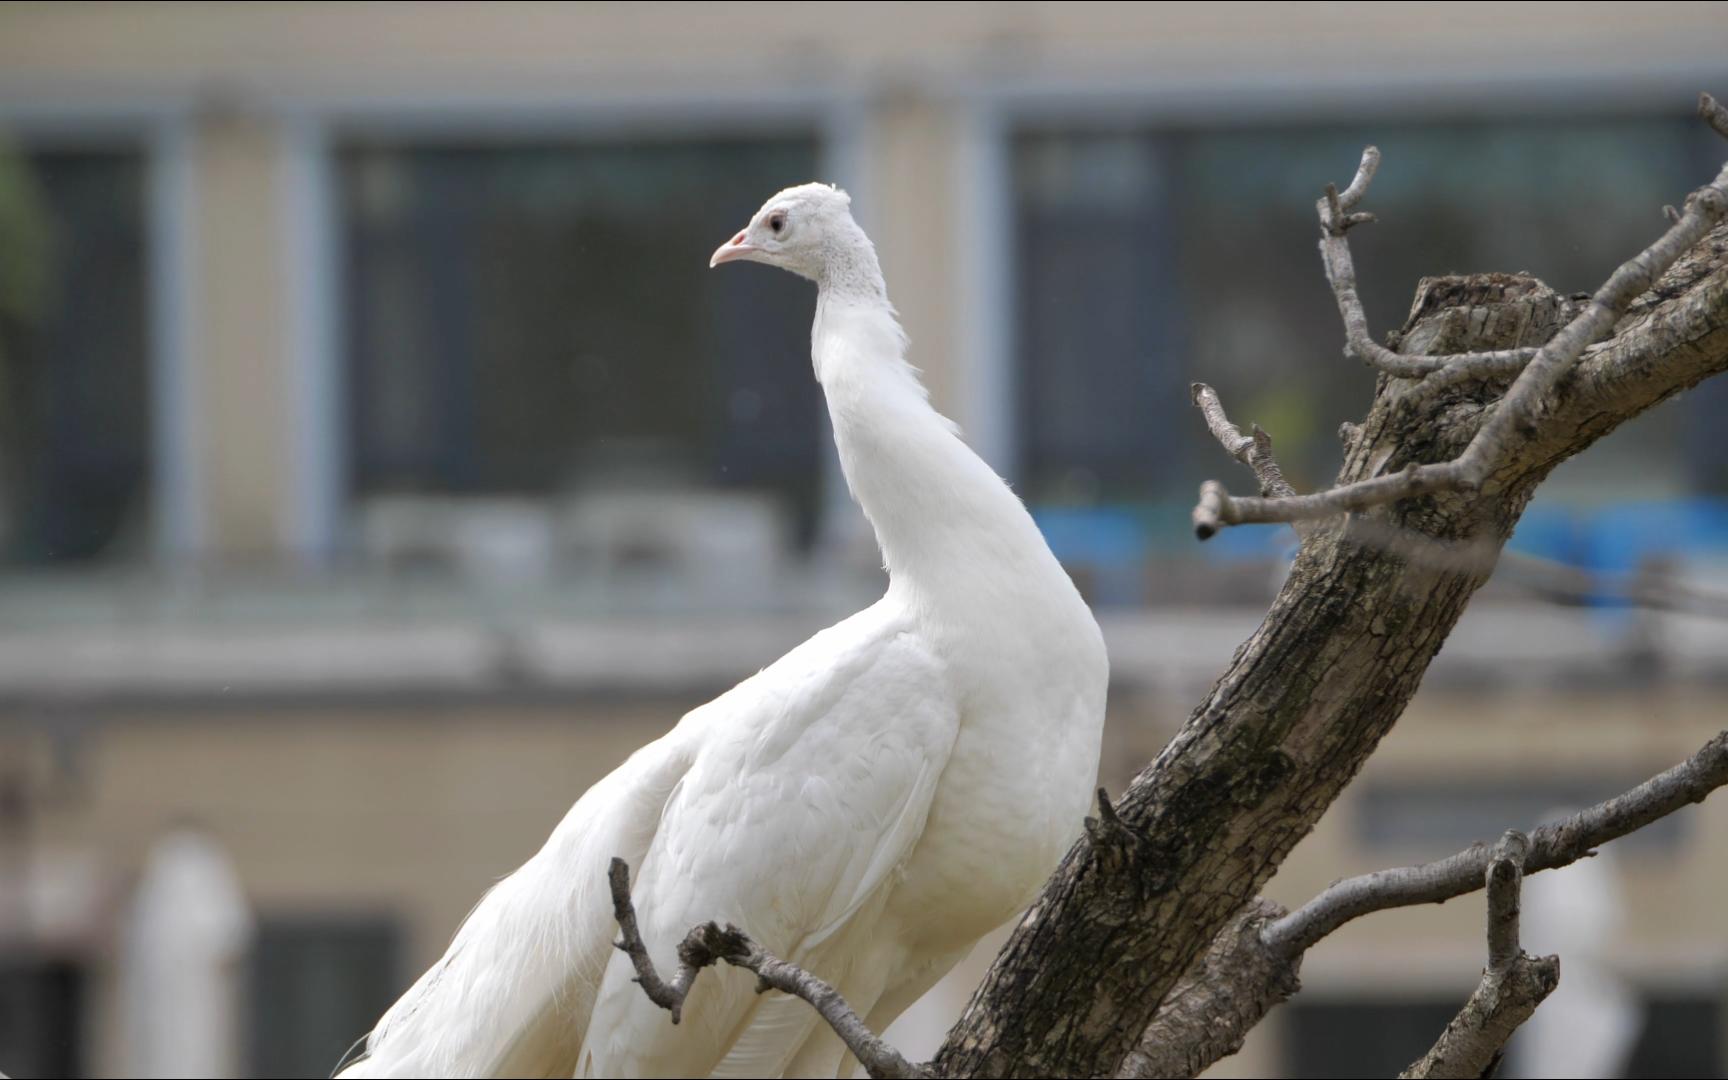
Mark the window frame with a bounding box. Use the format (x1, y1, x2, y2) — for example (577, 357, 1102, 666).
(953, 62, 1728, 490)
(278, 90, 870, 567)
(0, 100, 204, 566)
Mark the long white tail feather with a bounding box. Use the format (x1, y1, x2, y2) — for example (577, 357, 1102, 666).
(340, 732, 698, 1078)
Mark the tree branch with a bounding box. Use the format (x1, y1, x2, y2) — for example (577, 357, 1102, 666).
(1460, 168, 1728, 478)
(1189, 383, 1306, 539)
(1483, 831, 1529, 971)
(1190, 383, 1297, 500)
(1318, 145, 1539, 379)
(1401, 956, 1560, 1080)
(1265, 729, 1728, 956)
(1193, 459, 1470, 536)
(922, 95, 1728, 1080)
(609, 857, 702, 1023)
(1702, 92, 1728, 141)
(1124, 729, 1727, 1080)
(1195, 132, 1728, 538)
(1115, 899, 1299, 1080)
(608, 858, 927, 1080)
(1399, 832, 1559, 1080)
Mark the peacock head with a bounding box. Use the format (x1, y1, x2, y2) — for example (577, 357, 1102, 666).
(709, 182, 869, 286)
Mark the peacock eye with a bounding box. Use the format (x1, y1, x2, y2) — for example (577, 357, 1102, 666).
(768, 212, 787, 234)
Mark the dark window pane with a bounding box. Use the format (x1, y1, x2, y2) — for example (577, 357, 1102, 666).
(0, 953, 85, 1079)
(1012, 113, 1720, 512)
(1289, 992, 1724, 1079)
(1616, 993, 1724, 1079)
(338, 136, 824, 550)
(0, 144, 150, 565)
(1014, 135, 1185, 501)
(1287, 998, 1460, 1079)
(249, 914, 403, 1080)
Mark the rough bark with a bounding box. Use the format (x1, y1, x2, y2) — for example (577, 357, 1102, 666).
(1398, 832, 1560, 1080)
(930, 220, 1728, 1078)
(1110, 729, 1728, 1080)
(1398, 955, 1558, 1079)
(1114, 899, 1297, 1080)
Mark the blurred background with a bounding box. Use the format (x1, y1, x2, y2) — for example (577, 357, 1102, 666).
(0, 3, 1725, 1077)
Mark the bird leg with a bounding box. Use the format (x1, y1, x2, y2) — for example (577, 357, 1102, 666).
(607, 857, 930, 1079)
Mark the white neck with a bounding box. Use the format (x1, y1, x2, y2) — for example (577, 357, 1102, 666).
(812, 291, 1077, 622)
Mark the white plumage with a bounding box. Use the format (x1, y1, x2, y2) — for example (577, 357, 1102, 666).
(341, 183, 1108, 1079)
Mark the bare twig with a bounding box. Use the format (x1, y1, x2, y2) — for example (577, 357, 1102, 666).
(1318, 146, 1540, 379)
(1333, 145, 1379, 208)
(608, 858, 927, 1080)
(1192, 458, 1471, 537)
(1194, 139, 1728, 538)
(1190, 383, 1297, 500)
(608, 857, 702, 1022)
(1399, 832, 1559, 1079)
(1482, 832, 1529, 970)
(1459, 163, 1728, 481)
(1702, 92, 1728, 141)
(1190, 383, 1309, 539)
(1266, 729, 1728, 956)
(741, 935, 928, 1079)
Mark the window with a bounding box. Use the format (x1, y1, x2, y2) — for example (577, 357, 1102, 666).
(1011, 112, 1724, 514)
(0, 143, 151, 566)
(1607, 993, 1726, 1079)
(1014, 134, 1184, 507)
(1285, 997, 1460, 1079)
(249, 914, 403, 1079)
(337, 135, 824, 579)
(1286, 991, 1723, 1078)
(0, 954, 85, 1079)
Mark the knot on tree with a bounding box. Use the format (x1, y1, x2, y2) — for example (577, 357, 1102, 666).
(1084, 787, 1161, 881)
(1392, 274, 1566, 359)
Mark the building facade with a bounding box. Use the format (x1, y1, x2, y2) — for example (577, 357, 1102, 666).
(0, 3, 1725, 1075)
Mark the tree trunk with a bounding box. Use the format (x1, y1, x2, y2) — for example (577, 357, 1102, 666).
(932, 223, 1728, 1079)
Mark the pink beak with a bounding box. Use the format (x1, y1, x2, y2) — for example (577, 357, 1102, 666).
(710, 229, 759, 268)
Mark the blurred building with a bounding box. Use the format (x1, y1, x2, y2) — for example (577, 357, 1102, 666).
(0, 3, 1725, 1076)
